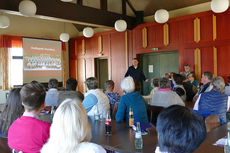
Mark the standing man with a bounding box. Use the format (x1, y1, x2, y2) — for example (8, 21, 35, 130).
(125, 58, 148, 83)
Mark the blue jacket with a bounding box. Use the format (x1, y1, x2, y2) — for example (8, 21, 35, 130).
(116, 92, 148, 123)
(198, 89, 228, 124)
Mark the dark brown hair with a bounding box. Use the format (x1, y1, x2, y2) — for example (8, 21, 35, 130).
(203, 72, 213, 81)
(159, 77, 171, 89)
(188, 72, 196, 80)
(66, 78, 78, 91)
(152, 78, 160, 87)
(48, 78, 58, 89)
(0, 88, 23, 135)
(105, 80, 115, 90)
(173, 74, 183, 85)
(20, 82, 46, 111)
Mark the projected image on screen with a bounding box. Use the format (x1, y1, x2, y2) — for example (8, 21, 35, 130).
(23, 38, 62, 83)
(24, 54, 61, 70)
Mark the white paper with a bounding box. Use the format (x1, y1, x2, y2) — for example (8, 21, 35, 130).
(213, 137, 226, 147)
(149, 65, 153, 73)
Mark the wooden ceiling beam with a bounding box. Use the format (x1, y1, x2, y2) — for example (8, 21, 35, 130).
(0, 0, 135, 29)
(122, 0, 126, 16)
(100, 0, 107, 11)
(126, 0, 136, 15)
(77, 0, 83, 5)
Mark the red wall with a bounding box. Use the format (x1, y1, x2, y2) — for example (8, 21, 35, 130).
(70, 8, 230, 94)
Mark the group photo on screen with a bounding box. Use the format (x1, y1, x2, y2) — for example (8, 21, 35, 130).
(24, 54, 61, 71)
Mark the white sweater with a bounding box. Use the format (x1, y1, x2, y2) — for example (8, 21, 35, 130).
(150, 90, 185, 108)
(85, 89, 110, 118)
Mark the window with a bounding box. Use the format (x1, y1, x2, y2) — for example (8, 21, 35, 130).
(0, 55, 2, 88)
(9, 48, 23, 88)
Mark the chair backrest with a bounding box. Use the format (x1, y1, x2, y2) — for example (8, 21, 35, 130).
(147, 105, 164, 126)
(112, 102, 119, 120)
(12, 149, 23, 153)
(205, 114, 220, 132)
(0, 137, 11, 153)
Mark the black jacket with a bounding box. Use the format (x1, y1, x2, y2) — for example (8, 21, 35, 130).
(125, 66, 146, 82)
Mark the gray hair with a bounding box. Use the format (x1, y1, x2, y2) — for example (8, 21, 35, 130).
(85, 77, 98, 90)
(121, 76, 135, 94)
(212, 76, 225, 93)
(159, 77, 171, 89)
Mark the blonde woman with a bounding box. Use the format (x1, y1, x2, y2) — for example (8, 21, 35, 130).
(41, 99, 106, 153)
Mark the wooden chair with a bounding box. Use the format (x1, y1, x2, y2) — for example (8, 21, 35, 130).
(112, 102, 119, 120)
(0, 137, 11, 153)
(205, 114, 220, 132)
(147, 105, 164, 126)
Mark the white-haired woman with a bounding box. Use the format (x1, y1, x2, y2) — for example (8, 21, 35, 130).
(41, 99, 106, 153)
(115, 76, 148, 123)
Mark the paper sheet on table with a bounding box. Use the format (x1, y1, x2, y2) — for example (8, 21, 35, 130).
(213, 137, 226, 147)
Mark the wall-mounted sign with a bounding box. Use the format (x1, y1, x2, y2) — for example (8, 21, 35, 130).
(149, 65, 153, 73)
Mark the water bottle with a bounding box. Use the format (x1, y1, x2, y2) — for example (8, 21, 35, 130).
(129, 106, 134, 127)
(135, 122, 143, 149)
(94, 105, 100, 121)
(225, 124, 230, 153)
(105, 112, 112, 136)
(50, 106, 55, 120)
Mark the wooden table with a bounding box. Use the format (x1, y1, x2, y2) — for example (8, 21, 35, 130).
(0, 115, 226, 153)
(89, 117, 226, 153)
(194, 124, 226, 153)
(88, 117, 158, 153)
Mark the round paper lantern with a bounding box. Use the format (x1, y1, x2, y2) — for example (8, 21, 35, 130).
(60, 33, 70, 42)
(83, 27, 94, 38)
(0, 15, 10, 28)
(114, 19, 127, 32)
(211, 0, 229, 13)
(19, 0, 37, 16)
(154, 9, 169, 23)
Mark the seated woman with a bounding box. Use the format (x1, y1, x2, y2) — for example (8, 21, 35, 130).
(115, 76, 148, 123)
(41, 99, 106, 153)
(156, 105, 206, 153)
(150, 78, 160, 97)
(187, 72, 199, 89)
(172, 73, 187, 102)
(143, 78, 159, 104)
(151, 77, 184, 108)
(194, 76, 228, 124)
(8, 82, 51, 153)
(0, 88, 23, 138)
(82, 77, 110, 118)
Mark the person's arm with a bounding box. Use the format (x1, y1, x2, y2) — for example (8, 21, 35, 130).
(82, 94, 98, 112)
(193, 94, 201, 110)
(125, 67, 130, 77)
(227, 96, 230, 111)
(140, 68, 147, 82)
(115, 96, 126, 122)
